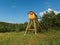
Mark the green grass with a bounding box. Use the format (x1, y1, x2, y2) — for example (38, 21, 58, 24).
(0, 30, 60, 45)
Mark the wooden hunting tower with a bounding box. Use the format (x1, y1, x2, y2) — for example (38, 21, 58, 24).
(25, 11, 40, 35)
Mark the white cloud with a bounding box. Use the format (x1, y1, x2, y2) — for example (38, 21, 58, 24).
(39, 11, 46, 17)
(39, 8, 60, 17)
(54, 11, 60, 15)
(6, 21, 17, 23)
(47, 8, 53, 11)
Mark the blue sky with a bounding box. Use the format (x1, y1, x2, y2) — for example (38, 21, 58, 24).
(0, 0, 60, 23)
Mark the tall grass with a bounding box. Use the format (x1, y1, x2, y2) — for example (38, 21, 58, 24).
(0, 30, 60, 45)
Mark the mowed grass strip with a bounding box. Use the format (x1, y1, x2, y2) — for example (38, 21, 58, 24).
(0, 30, 60, 45)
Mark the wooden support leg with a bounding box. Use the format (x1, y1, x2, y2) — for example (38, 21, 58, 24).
(24, 21, 30, 35)
(34, 20, 37, 35)
(24, 20, 33, 35)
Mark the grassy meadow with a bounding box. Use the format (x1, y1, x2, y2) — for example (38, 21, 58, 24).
(0, 30, 60, 45)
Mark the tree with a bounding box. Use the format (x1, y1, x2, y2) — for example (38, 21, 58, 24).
(41, 11, 55, 30)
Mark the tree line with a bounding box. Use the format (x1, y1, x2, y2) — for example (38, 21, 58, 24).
(0, 11, 60, 32)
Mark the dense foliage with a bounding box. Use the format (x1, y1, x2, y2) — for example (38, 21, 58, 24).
(40, 11, 60, 30)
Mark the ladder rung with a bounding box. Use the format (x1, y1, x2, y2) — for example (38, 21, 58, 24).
(28, 29, 35, 30)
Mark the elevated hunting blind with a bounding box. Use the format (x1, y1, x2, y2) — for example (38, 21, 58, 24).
(24, 11, 41, 35)
(28, 11, 37, 20)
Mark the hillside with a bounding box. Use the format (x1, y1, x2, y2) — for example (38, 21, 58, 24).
(0, 21, 27, 32)
(0, 30, 60, 45)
